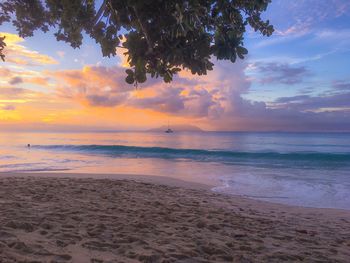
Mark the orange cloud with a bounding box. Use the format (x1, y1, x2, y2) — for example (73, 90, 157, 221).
(50, 65, 133, 107)
(3, 43, 347, 132)
(0, 62, 220, 130)
(0, 66, 51, 87)
(27, 77, 50, 86)
(48, 64, 226, 120)
(0, 32, 58, 66)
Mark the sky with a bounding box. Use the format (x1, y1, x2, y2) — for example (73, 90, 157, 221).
(0, 0, 350, 132)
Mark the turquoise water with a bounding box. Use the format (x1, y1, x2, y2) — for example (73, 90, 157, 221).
(1, 131, 350, 209)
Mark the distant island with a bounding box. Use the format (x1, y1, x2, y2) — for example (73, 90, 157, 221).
(148, 124, 203, 132)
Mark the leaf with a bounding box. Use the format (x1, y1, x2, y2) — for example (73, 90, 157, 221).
(0, 0, 274, 84)
(237, 46, 248, 55)
(125, 75, 134, 84)
(230, 53, 236, 63)
(136, 73, 147, 83)
(164, 72, 172, 83)
(125, 69, 134, 76)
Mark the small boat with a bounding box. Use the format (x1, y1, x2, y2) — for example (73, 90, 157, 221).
(165, 121, 173, 133)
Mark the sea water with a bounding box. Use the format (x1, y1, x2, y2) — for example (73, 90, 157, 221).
(0, 131, 349, 209)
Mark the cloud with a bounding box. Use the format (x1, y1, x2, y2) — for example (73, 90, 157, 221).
(0, 68, 11, 76)
(251, 62, 309, 85)
(275, 23, 311, 37)
(129, 86, 223, 118)
(281, 0, 350, 30)
(132, 60, 249, 118)
(130, 87, 185, 113)
(272, 92, 350, 112)
(0, 87, 28, 97)
(0, 32, 58, 66)
(207, 92, 350, 132)
(14, 57, 348, 131)
(0, 65, 51, 87)
(315, 29, 350, 40)
(52, 66, 133, 107)
(9, 76, 23, 85)
(332, 80, 350, 90)
(0, 86, 43, 104)
(1, 3, 349, 131)
(1, 105, 16, 111)
(313, 29, 350, 50)
(48, 60, 248, 118)
(275, 95, 310, 104)
(27, 77, 50, 86)
(49, 59, 350, 131)
(253, 0, 350, 49)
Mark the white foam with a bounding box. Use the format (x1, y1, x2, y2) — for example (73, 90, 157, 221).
(213, 167, 350, 210)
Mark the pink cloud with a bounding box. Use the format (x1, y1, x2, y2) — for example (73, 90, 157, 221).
(45, 59, 350, 131)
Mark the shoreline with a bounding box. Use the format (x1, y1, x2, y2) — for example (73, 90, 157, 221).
(2, 171, 350, 214)
(1, 173, 350, 262)
(0, 171, 214, 190)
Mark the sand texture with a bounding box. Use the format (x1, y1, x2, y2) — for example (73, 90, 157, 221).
(0, 176, 350, 263)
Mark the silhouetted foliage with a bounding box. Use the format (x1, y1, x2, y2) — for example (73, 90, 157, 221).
(0, 0, 273, 84)
(0, 35, 5, 62)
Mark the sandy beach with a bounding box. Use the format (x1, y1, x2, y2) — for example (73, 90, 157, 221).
(0, 173, 350, 263)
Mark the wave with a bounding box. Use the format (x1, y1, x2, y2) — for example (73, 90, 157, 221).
(0, 162, 71, 173)
(32, 144, 350, 168)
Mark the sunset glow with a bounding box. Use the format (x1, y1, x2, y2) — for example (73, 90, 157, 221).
(1, 0, 350, 132)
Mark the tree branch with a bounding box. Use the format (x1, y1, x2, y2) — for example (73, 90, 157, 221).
(94, 0, 108, 25)
(132, 6, 153, 54)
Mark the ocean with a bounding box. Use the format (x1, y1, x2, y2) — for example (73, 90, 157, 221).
(1, 131, 349, 210)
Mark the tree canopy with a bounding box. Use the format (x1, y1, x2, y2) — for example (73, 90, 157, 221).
(0, 0, 273, 85)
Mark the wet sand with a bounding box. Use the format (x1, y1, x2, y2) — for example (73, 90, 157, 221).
(0, 174, 349, 262)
